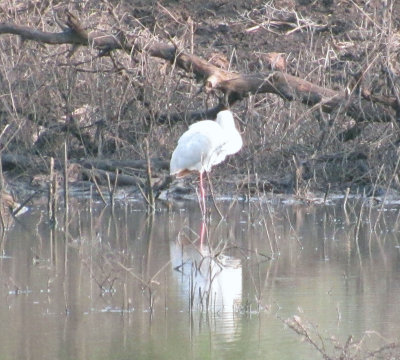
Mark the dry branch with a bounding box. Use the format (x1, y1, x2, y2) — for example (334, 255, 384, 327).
(0, 11, 396, 125)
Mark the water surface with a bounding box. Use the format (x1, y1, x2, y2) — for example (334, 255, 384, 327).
(1, 198, 399, 359)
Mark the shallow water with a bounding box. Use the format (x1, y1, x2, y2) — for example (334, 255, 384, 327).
(1, 198, 400, 359)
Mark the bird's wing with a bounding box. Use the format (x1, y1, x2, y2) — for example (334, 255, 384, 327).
(181, 120, 221, 140)
(170, 120, 236, 175)
(170, 131, 215, 174)
(207, 140, 230, 167)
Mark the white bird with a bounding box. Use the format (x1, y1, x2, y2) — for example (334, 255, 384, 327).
(170, 110, 242, 211)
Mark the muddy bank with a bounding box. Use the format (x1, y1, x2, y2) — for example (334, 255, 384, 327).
(1, 151, 397, 219)
(1, 1, 400, 209)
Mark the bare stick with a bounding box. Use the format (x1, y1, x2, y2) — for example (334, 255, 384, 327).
(48, 157, 57, 226)
(63, 142, 69, 236)
(206, 172, 224, 219)
(144, 138, 155, 213)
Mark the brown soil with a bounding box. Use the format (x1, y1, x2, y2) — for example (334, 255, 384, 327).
(1, 0, 400, 203)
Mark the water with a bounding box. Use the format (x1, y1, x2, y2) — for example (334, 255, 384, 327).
(1, 198, 400, 359)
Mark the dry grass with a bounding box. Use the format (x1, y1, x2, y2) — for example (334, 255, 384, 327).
(0, 0, 399, 198)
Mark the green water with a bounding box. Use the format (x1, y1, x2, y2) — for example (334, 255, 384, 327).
(0, 199, 399, 359)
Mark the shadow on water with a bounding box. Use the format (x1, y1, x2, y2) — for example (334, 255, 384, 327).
(0, 198, 400, 359)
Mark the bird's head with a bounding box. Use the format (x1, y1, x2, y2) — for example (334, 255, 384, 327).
(216, 110, 235, 129)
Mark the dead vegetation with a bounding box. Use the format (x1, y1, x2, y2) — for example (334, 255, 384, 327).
(0, 0, 400, 203)
(284, 315, 400, 360)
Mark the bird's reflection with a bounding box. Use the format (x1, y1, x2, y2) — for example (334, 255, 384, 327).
(170, 219, 242, 314)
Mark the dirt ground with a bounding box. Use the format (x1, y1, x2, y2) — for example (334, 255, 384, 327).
(1, 0, 400, 203)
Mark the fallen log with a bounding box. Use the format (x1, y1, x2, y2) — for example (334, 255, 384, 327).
(1, 153, 169, 179)
(81, 167, 143, 186)
(0, 11, 395, 125)
(1, 153, 61, 172)
(80, 158, 169, 172)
